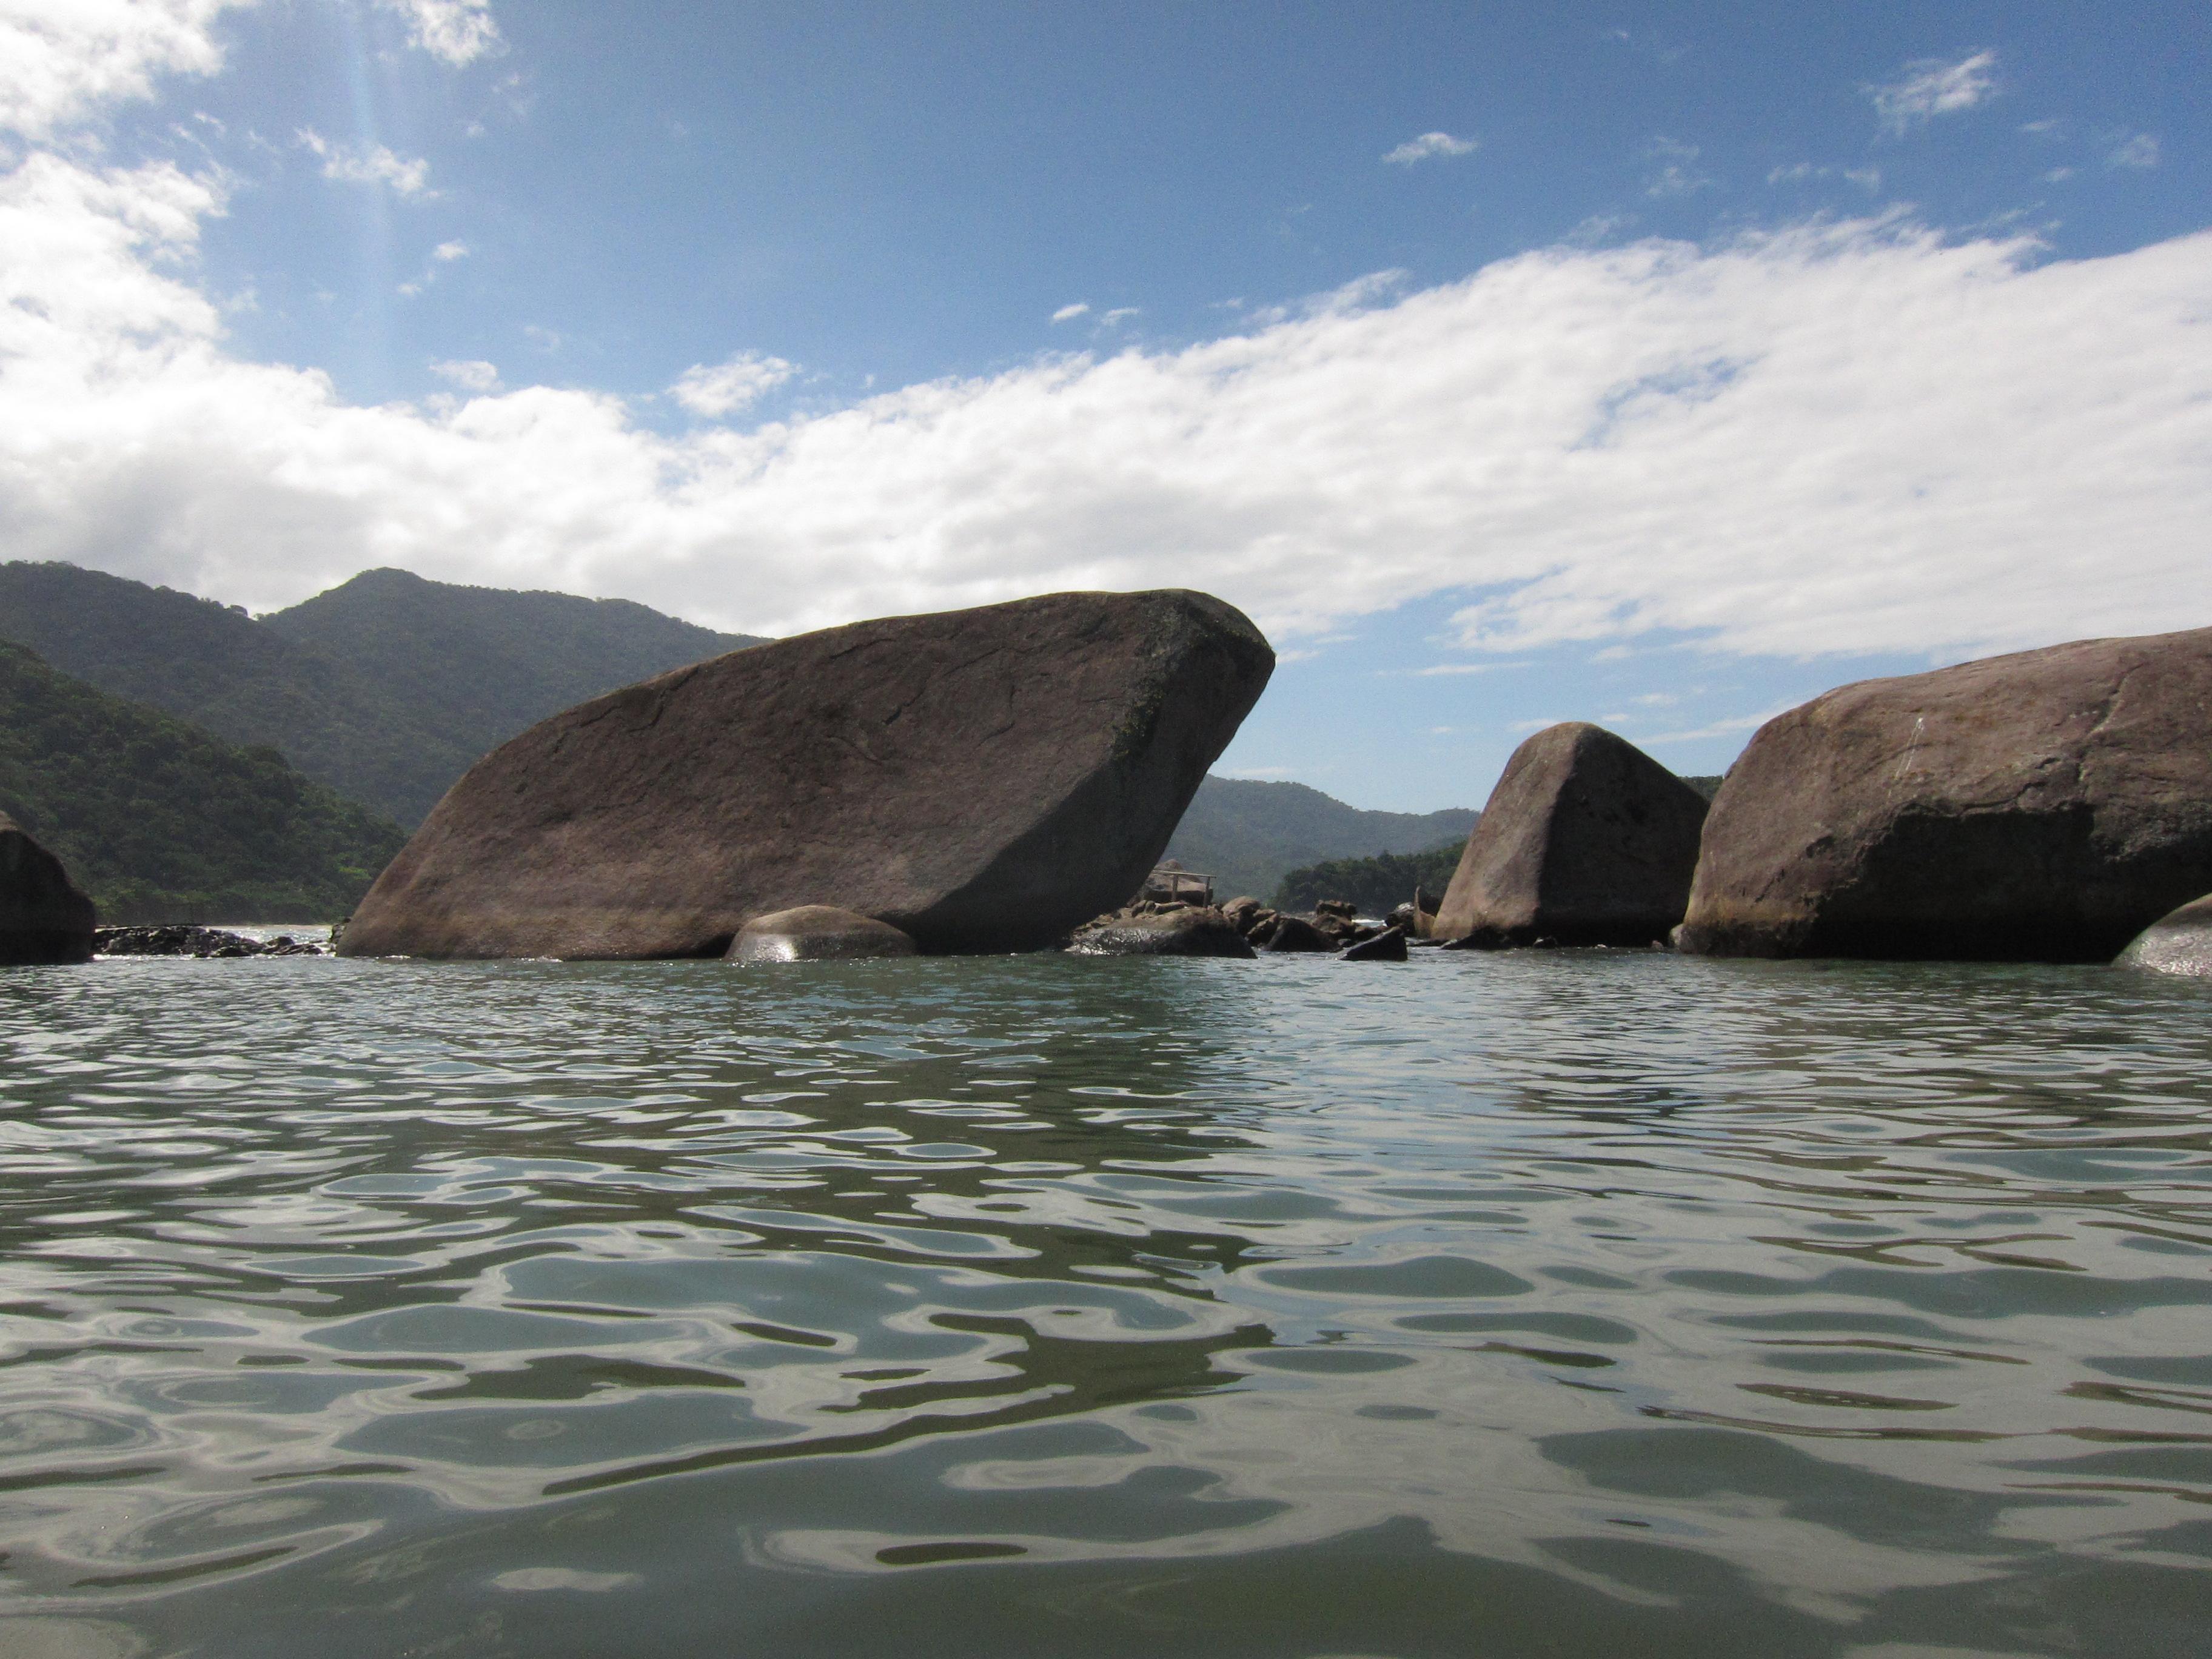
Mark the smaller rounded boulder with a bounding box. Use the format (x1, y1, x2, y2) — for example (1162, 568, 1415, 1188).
(2114, 895, 2212, 979)
(728, 906, 916, 964)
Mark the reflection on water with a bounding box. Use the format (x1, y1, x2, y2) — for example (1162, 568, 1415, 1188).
(1, 951, 2209, 1656)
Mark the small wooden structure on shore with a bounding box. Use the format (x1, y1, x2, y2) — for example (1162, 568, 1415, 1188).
(1136, 860, 1214, 907)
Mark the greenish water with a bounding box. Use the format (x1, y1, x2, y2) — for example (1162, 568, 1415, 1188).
(1, 950, 2209, 1658)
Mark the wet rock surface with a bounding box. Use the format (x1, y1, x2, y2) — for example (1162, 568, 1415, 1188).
(1678, 626, 2212, 961)
(0, 813, 95, 965)
(1257, 914, 1332, 953)
(727, 906, 917, 964)
(2114, 894, 2212, 978)
(1435, 723, 1708, 950)
(340, 589, 1273, 960)
(94, 927, 327, 958)
(1067, 905, 1256, 958)
(1339, 925, 1408, 962)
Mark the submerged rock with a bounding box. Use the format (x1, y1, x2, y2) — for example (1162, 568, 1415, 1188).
(0, 814, 94, 965)
(2114, 894, 2212, 978)
(1067, 905, 1255, 958)
(728, 905, 916, 963)
(1338, 925, 1407, 962)
(1434, 723, 1708, 949)
(1678, 626, 2212, 962)
(339, 590, 1273, 960)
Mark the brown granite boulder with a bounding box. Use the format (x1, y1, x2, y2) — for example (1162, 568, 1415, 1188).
(1433, 723, 1709, 948)
(1067, 906, 1256, 959)
(1678, 626, 2212, 962)
(1338, 925, 1407, 962)
(339, 590, 1272, 959)
(728, 906, 916, 963)
(0, 813, 94, 965)
(1258, 914, 1332, 953)
(2115, 894, 2212, 978)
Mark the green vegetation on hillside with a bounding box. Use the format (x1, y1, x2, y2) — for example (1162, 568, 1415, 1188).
(0, 562, 763, 828)
(0, 642, 407, 922)
(264, 567, 762, 780)
(1273, 841, 1466, 916)
(0, 561, 478, 827)
(1166, 776, 1479, 900)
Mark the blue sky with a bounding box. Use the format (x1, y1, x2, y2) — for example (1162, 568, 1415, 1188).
(4, 1, 2208, 809)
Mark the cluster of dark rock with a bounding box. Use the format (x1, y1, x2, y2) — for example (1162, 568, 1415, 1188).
(94, 927, 327, 959)
(1426, 625, 2212, 977)
(1065, 894, 1408, 962)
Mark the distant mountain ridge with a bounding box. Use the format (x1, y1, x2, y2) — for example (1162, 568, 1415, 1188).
(264, 568, 762, 774)
(0, 640, 406, 922)
(0, 563, 762, 828)
(1165, 776, 1480, 902)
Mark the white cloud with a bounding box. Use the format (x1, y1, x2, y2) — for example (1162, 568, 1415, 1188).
(298, 129, 432, 197)
(2108, 133, 2160, 170)
(0, 0, 241, 139)
(668, 350, 796, 417)
(1644, 136, 1710, 198)
(430, 358, 499, 392)
(1769, 163, 1882, 192)
(432, 239, 469, 261)
(1, 133, 2209, 670)
(377, 0, 501, 67)
(1051, 302, 1089, 323)
(1383, 132, 1475, 166)
(1868, 50, 1999, 135)
(1101, 306, 1139, 326)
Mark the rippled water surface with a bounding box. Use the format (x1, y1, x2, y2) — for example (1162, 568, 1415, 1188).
(2, 948, 2210, 1658)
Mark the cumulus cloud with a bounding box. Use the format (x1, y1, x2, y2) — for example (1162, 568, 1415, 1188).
(430, 358, 499, 392)
(1, 130, 2208, 665)
(0, 0, 241, 139)
(1051, 302, 1089, 323)
(668, 350, 796, 417)
(432, 238, 469, 261)
(298, 128, 431, 196)
(378, 0, 501, 67)
(1382, 131, 1475, 165)
(1868, 50, 1999, 135)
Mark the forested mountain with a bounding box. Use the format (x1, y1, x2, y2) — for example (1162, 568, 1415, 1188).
(1164, 776, 1479, 902)
(0, 642, 407, 922)
(264, 568, 762, 775)
(0, 562, 762, 827)
(0, 561, 474, 829)
(1272, 842, 1468, 916)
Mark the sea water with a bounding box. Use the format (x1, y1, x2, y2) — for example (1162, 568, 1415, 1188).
(1, 949, 2208, 1658)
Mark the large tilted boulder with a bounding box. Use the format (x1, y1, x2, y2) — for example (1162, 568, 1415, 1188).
(1433, 723, 1709, 948)
(0, 813, 95, 965)
(2115, 895, 2212, 978)
(340, 590, 1273, 959)
(1678, 626, 2212, 962)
